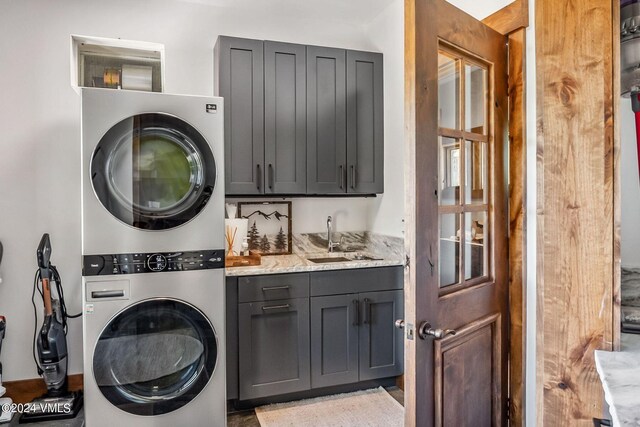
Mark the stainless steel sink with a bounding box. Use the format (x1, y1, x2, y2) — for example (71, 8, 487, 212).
(307, 254, 384, 263)
(307, 257, 351, 263)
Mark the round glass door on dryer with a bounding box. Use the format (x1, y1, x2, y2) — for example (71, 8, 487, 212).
(92, 299, 218, 416)
(91, 113, 217, 231)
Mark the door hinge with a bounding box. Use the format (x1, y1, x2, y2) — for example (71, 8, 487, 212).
(506, 397, 510, 420)
(405, 255, 410, 268)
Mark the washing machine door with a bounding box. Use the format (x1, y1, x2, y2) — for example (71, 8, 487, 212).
(93, 299, 218, 416)
(91, 113, 216, 230)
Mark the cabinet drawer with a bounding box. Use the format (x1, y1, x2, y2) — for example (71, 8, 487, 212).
(238, 273, 309, 302)
(310, 266, 403, 296)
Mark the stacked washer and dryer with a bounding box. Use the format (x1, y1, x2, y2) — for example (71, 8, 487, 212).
(80, 88, 226, 426)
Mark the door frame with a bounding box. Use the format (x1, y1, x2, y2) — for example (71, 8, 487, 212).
(403, 1, 529, 425)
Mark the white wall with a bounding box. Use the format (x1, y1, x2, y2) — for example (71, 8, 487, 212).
(0, 0, 395, 381)
(365, 0, 406, 238)
(620, 97, 640, 268)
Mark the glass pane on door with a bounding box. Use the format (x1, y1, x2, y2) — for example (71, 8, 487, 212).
(439, 137, 461, 206)
(465, 140, 487, 204)
(464, 211, 487, 280)
(438, 52, 459, 130)
(440, 214, 460, 287)
(464, 63, 487, 134)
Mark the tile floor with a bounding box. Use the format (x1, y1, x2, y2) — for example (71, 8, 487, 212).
(226, 386, 404, 427)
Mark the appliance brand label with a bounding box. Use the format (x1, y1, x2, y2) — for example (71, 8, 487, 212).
(206, 104, 217, 114)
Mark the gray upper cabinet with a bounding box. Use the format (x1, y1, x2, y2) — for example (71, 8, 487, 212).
(346, 51, 384, 194)
(264, 41, 307, 194)
(215, 36, 383, 196)
(306, 46, 347, 194)
(215, 36, 264, 195)
(359, 290, 404, 381)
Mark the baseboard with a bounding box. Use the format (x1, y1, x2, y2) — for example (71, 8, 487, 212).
(4, 374, 83, 404)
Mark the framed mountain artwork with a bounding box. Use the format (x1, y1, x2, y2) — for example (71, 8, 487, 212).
(238, 201, 292, 255)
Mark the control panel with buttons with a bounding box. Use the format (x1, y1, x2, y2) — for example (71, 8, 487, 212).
(82, 250, 225, 276)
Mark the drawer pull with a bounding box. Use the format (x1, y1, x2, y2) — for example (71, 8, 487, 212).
(262, 304, 290, 311)
(262, 285, 290, 292)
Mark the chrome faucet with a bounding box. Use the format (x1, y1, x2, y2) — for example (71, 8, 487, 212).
(327, 216, 342, 253)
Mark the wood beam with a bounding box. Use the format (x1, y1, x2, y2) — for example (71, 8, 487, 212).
(508, 27, 526, 427)
(482, 0, 529, 35)
(536, 0, 619, 424)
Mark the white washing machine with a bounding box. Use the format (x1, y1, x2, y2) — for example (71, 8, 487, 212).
(82, 266, 226, 426)
(81, 88, 224, 254)
(80, 88, 226, 426)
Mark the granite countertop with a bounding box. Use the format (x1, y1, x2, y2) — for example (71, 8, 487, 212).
(595, 333, 640, 426)
(225, 232, 404, 277)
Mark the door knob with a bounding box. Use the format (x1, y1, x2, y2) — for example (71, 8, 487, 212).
(418, 322, 456, 340)
(395, 319, 405, 329)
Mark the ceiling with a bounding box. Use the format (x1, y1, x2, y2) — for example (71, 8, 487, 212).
(176, 0, 399, 26)
(173, 0, 515, 25)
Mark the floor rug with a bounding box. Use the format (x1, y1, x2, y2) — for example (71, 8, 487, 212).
(255, 387, 404, 427)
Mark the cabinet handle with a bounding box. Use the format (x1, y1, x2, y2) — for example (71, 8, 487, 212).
(353, 299, 359, 326)
(339, 165, 344, 189)
(262, 285, 290, 292)
(363, 298, 371, 324)
(350, 165, 356, 189)
(262, 304, 290, 311)
(268, 163, 274, 190)
(256, 164, 262, 191)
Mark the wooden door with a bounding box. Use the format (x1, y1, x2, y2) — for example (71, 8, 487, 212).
(215, 36, 265, 195)
(264, 41, 307, 194)
(310, 294, 360, 388)
(346, 50, 384, 194)
(306, 46, 347, 194)
(405, 0, 509, 425)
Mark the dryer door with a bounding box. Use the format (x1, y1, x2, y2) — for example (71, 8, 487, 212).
(93, 298, 218, 416)
(91, 113, 216, 230)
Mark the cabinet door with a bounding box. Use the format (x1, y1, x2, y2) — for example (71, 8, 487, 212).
(238, 298, 310, 399)
(359, 290, 404, 380)
(346, 50, 384, 194)
(310, 294, 359, 389)
(306, 46, 347, 194)
(215, 36, 264, 195)
(264, 41, 307, 194)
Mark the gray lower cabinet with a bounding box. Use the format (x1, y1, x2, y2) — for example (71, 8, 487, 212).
(229, 267, 402, 401)
(264, 41, 307, 194)
(346, 50, 384, 194)
(306, 46, 347, 194)
(215, 36, 264, 195)
(238, 298, 311, 400)
(310, 289, 404, 389)
(359, 290, 404, 380)
(310, 294, 360, 388)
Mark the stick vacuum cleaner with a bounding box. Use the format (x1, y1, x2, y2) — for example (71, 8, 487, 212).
(0, 316, 14, 424)
(19, 234, 83, 424)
